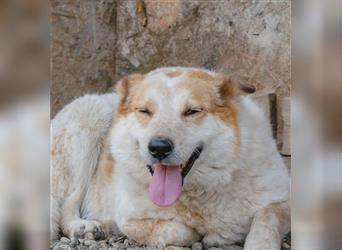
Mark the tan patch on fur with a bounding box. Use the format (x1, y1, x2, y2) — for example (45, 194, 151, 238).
(212, 103, 240, 158)
(117, 104, 129, 117)
(96, 138, 115, 184)
(116, 74, 144, 98)
(263, 202, 290, 227)
(165, 70, 183, 78)
(179, 76, 217, 109)
(180, 70, 234, 109)
(219, 78, 236, 98)
(51, 144, 64, 159)
(122, 219, 166, 245)
(186, 70, 217, 83)
(116, 74, 145, 118)
(179, 71, 241, 157)
(175, 200, 205, 228)
(118, 79, 156, 127)
(134, 100, 156, 128)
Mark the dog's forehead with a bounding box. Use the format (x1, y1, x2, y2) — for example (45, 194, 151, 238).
(134, 68, 222, 107)
(144, 71, 184, 88)
(140, 71, 183, 100)
(143, 69, 219, 94)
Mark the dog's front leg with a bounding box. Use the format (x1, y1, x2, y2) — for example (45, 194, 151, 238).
(122, 219, 200, 247)
(244, 202, 290, 250)
(61, 188, 105, 241)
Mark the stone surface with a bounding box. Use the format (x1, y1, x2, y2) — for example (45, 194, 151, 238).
(51, 0, 117, 117)
(280, 97, 291, 155)
(222, 246, 243, 250)
(144, 0, 182, 32)
(51, 0, 290, 118)
(191, 242, 203, 250)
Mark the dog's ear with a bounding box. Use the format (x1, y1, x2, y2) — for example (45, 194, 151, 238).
(218, 77, 256, 99)
(115, 74, 144, 100)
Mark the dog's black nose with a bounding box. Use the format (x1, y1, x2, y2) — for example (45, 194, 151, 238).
(148, 137, 173, 160)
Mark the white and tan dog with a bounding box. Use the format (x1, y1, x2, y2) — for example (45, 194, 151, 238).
(51, 67, 290, 249)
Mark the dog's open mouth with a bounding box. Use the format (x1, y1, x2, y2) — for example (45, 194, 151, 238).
(147, 145, 203, 207)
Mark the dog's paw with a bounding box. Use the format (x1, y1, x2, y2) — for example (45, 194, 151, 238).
(65, 219, 105, 240)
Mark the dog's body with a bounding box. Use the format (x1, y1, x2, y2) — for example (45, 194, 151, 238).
(51, 67, 290, 249)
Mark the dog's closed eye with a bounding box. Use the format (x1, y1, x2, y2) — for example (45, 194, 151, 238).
(136, 108, 153, 116)
(183, 108, 203, 117)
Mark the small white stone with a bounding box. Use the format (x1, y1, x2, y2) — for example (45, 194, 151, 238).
(282, 242, 290, 249)
(84, 239, 97, 246)
(84, 231, 95, 240)
(123, 239, 130, 246)
(52, 243, 72, 250)
(60, 237, 71, 243)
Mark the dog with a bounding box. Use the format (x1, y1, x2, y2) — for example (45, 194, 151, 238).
(51, 67, 290, 249)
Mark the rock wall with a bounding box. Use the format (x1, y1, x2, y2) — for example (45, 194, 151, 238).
(51, 0, 290, 157)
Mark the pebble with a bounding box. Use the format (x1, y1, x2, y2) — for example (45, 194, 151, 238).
(84, 239, 97, 246)
(124, 238, 130, 246)
(60, 237, 71, 244)
(208, 248, 223, 250)
(110, 243, 122, 250)
(108, 237, 117, 245)
(98, 240, 109, 250)
(84, 232, 95, 240)
(192, 242, 203, 250)
(222, 246, 243, 250)
(52, 242, 72, 250)
(282, 242, 290, 249)
(90, 243, 104, 250)
(70, 238, 79, 248)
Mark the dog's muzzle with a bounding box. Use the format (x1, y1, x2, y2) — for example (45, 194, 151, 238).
(147, 144, 204, 207)
(147, 144, 203, 180)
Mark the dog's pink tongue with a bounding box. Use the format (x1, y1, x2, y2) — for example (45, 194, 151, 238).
(149, 164, 182, 207)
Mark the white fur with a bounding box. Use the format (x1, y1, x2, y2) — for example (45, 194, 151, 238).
(51, 68, 289, 249)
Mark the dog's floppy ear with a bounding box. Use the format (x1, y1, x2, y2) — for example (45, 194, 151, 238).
(115, 73, 144, 99)
(218, 76, 256, 99)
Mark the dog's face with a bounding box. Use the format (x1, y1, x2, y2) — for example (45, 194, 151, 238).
(111, 67, 254, 206)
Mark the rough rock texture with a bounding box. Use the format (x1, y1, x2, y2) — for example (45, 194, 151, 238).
(51, 0, 117, 117)
(116, 0, 290, 95)
(51, 0, 290, 116)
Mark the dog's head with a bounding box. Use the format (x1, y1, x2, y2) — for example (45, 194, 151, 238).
(111, 67, 255, 207)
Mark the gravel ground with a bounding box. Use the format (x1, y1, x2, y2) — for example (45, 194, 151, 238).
(51, 233, 291, 250)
